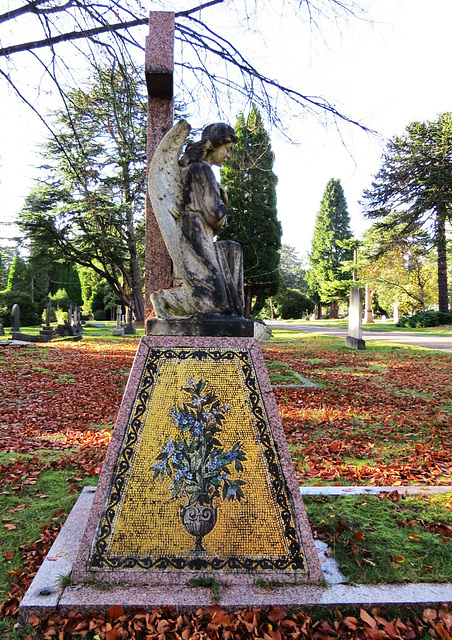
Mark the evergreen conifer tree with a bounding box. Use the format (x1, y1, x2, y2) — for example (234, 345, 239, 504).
(308, 178, 353, 317)
(6, 254, 30, 294)
(219, 106, 282, 317)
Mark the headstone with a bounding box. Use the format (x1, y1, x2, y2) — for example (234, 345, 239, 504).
(39, 297, 55, 340)
(11, 304, 20, 333)
(67, 302, 74, 327)
(145, 11, 175, 315)
(112, 304, 124, 337)
(393, 303, 400, 324)
(124, 300, 137, 335)
(381, 314, 387, 324)
(45, 297, 51, 328)
(345, 286, 365, 350)
(69, 336, 322, 606)
(364, 283, 373, 323)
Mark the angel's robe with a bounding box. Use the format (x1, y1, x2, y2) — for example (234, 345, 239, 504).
(151, 162, 245, 319)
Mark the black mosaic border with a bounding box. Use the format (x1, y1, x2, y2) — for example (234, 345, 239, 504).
(88, 347, 307, 573)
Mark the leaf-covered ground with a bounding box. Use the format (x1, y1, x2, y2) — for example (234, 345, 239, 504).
(1, 333, 451, 638)
(263, 336, 452, 486)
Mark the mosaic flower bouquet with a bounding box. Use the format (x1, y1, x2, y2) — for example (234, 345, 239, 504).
(152, 378, 246, 553)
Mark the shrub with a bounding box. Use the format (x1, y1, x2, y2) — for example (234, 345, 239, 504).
(0, 290, 40, 327)
(397, 310, 452, 328)
(276, 288, 315, 319)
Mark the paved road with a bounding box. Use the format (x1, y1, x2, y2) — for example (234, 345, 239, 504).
(265, 321, 452, 352)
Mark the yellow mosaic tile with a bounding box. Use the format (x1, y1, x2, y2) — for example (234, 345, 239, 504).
(88, 347, 306, 573)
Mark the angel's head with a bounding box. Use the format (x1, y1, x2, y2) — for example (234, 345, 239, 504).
(179, 122, 237, 167)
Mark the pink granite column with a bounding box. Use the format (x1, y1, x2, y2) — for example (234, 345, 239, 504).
(145, 12, 174, 318)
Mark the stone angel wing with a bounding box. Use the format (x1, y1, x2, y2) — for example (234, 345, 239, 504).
(148, 119, 191, 273)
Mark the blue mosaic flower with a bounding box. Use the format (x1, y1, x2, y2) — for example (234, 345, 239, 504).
(227, 450, 239, 462)
(162, 438, 175, 454)
(206, 457, 223, 471)
(152, 460, 166, 472)
(174, 468, 193, 482)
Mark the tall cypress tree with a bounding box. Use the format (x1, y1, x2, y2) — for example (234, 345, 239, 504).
(308, 178, 353, 318)
(219, 106, 282, 317)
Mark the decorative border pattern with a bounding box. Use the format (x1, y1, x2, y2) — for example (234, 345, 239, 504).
(88, 347, 307, 573)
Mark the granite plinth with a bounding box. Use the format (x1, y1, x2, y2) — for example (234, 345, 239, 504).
(146, 317, 256, 337)
(70, 335, 321, 595)
(112, 328, 125, 337)
(345, 336, 366, 350)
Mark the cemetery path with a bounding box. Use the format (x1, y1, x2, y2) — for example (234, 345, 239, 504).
(266, 321, 452, 352)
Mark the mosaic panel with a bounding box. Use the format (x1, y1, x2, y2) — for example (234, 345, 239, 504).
(88, 347, 307, 573)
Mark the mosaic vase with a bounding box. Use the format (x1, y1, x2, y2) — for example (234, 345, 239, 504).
(180, 503, 217, 554)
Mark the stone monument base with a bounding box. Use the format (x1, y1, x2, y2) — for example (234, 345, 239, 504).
(20, 335, 320, 617)
(147, 316, 270, 339)
(345, 336, 366, 350)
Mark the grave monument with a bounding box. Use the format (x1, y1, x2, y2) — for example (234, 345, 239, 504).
(19, 11, 321, 618)
(345, 286, 365, 350)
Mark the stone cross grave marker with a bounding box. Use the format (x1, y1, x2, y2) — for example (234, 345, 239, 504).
(145, 11, 175, 315)
(11, 304, 20, 333)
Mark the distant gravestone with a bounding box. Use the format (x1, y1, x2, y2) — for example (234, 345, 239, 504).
(124, 300, 137, 335)
(112, 304, 124, 337)
(45, 297, 51, 328)
(39, 297, 55, 341)
(11, 304, 20, 333)
(364, 283, 373, 323)
(68, 303, 74, 328)
(345, 286, 365, 350)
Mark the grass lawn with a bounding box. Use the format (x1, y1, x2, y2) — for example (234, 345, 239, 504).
(0, 327, 451, 638)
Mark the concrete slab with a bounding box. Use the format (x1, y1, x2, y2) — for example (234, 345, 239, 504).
(300, 485, 452, 496)
(19, 485, 452, 620)
(19, 487, 96, 619)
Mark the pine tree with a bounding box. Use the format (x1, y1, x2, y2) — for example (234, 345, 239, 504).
(308, 178, 353, 318)
(362, 113, 452, 312)
(219, 107, 282, 317)
(19, 63, 147, 320)
(6, 254, 30, 294)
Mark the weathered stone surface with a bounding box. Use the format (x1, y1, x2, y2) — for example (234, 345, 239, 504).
(149, 121, 245, 319)
(146, 317, 256, 337)
(346, 286, 365, 350)
(11, 304, 20, 332)
(145, 11, 175, 310)
(345, 336, 366, 350)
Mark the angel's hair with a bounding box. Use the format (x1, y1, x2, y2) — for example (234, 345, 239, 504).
(179, 123, 237, 167)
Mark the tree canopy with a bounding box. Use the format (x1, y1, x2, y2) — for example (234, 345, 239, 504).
(362, 221, 437, 314)
(308, 178, 353, 317)
(362, 113, 452, 312)
(219, 106, 282, 317)
(18, 64, 147, 320)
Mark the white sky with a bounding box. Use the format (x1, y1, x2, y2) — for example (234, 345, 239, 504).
(1, 0, 452, 259)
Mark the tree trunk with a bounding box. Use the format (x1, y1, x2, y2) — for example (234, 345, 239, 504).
(244, 285, 253, 319)
(436, 208, 449, 312)
(123, 160, 145, 321)
(316, 303, 322, 319)
(329, 300, 338, 319)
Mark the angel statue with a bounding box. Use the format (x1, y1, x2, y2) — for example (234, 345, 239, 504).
(148, 120, 245, 319)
